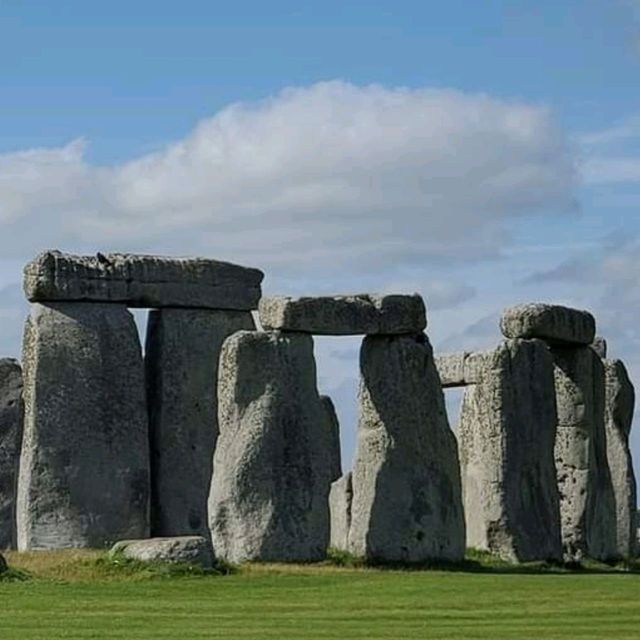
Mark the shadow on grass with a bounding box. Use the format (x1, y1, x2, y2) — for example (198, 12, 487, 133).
(325, 547, 640, 575)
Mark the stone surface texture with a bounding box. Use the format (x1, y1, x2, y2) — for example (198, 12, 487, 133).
(17, 302, 149, 550)
(552, 345, 618, 561)
(435, 351, 487, 388)
(208, 330, 334, 563)
(145, 308, 255, 538)
(603, 359, 637, 557)
(109, 536, 213, 568)
(458, 339, 562, 562)
(500, 303, 596, 346)
(0, 359, 23, 550)
(349, 334, 465, 563)
(329, 473, 352, 551)
(258, 293, 426, 335)
(320, 396, 342, 482)
(0, 552, 6, 574)
(591, 337, 608, 359)
(24, 250, 263, 310)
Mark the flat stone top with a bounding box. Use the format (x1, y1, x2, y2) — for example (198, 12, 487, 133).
(24, 250, 264, 310)
(500, 303, 595, 346)
(258, 293, 426, 335)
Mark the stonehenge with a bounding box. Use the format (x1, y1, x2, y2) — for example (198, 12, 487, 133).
(0, 359, 22, 549)
(456, 339, 562, 562)
(0, 249, 634, 567)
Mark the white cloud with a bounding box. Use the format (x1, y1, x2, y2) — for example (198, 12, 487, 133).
(0, 81, 575, 276)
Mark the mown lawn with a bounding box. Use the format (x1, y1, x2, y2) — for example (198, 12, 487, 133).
(1, 551, 639, 639)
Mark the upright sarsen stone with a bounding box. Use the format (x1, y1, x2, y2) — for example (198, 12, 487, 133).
(603, 359, 636, 557)
(329, 473, 352, 552)
(458, 340, 562, 562)
(349, 334, 465, 563)
(17, 303, 149, 550)
(0, 359, 23, 550)
(145, 308, 255, 537)
(208, 331, 334, 563)
(320, 395, 342, 482)
(552, 346, 617, 561)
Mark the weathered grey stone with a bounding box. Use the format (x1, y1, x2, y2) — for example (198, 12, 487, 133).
(500, 303, 596, 346)
(17, 302, 149, 550)
(0, 551, 6, 573)
(552, 345, 618, 561)
(329, 473, 352, 552)
(208, 330, 334, 563)
(0, 359, 22, 550)
(591, 336, 607, 359)
(258, 294, 426, 335)
(320, 396, 342, 482)
(435, 351, 488, 388)
(146, 308, 255, 538)
(603, 359, 636, 557)
(349, 334, 465, 563)
(458, 339, 562, 562)
(109, 536, 213, 568)
(24, 250, 263, 310)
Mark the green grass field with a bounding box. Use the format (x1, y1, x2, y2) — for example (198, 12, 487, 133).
(1, 551, 639, 639)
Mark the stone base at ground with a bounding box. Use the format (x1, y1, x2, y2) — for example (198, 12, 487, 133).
(146, 308, 255, 537)
(349, 334, 465, 563)
(329, 473, 352, 552)
(109, 536, 214, 568)
(458, 339, 562, 562)
(0, 359, 23, 550)
(552, 345, 618, 561)
(208, 330, 334, 563)
(603, 359, 636, 557)
(17, 302, 149, 550)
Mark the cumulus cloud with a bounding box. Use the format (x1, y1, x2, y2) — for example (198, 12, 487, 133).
(0, 81, 575, 275)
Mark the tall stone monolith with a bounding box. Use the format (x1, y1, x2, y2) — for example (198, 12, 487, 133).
(458, 340, 562, 562)
(17, 302, 149, 550)
(603, 359, 636, 557)
(320, 395, 342, 483)
(208, 330, 334, 563)
(349, 334, 465, 563)
(551, 346, 617, 561)
(145, 308, 255, 537)
(0, 359, 23, 549)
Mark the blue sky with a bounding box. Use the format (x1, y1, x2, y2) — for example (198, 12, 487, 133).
(1, 0, 640, 479)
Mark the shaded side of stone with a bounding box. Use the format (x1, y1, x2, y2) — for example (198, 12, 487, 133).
(552, 346, 618, 561)
(146, 308, 255, 538)
(349, 334, 465, 563)
(17, 302, 149, 550)
(0, 359, 23, 550)
(603, 359, 636, 557)
(500, 303, 595, 346)
(258, 293, 426, 335)
(329, 473, 352, 551)
(24, 250, 263, 310)
(459, 340, 562, 562)
(109, 535, 213, 568)
(591, 337, 607, 359)
(208, 330, 334, 563)
(320, 395, 342, 482)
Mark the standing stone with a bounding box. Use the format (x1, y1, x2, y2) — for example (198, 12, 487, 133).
(458, 340, 562, 562)
(603, 359, 636, 557)
(208, 331, 334, 563)
(0, 359, 23, 550)
(329, 473, 352, 552)
(17, 302, 149, 550)
(591, 337, 608, 359)
(145, 308, 255, 537)
(552, 346, 617, 561)
(349, 334, 465, 563)
(320, 395, 342, 482)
